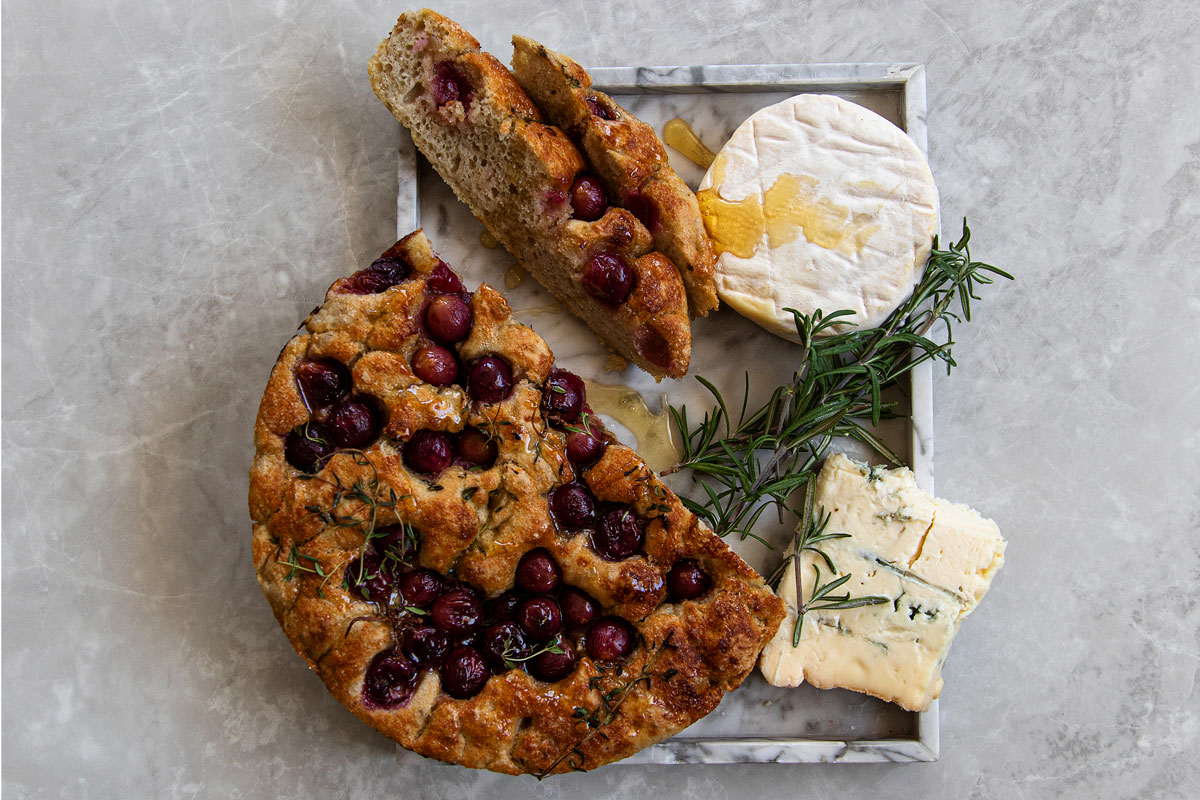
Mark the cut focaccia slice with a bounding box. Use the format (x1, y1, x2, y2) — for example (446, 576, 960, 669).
(367, 9, 691, 379)
(511, 35, 720, 317)
(250, 230, 784, 775)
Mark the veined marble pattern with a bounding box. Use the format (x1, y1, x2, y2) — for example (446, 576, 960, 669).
(3, 0, 1198, 798)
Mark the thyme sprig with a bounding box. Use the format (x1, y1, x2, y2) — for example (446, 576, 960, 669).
(498, 638, 565, 671)
(276, 450, 413, 597)
(535, 633, 674, 779)
(665, 221, 1011, 543)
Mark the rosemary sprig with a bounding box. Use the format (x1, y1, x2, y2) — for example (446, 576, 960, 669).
(785, 506, 889, 645)
(666, 221, 1011, 543)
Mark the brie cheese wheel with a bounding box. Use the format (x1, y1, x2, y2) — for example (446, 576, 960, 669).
(758, 454, 1005, 711)
(697, 94, 939, 341)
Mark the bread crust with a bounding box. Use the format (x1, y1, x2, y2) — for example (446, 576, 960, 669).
(250, 230, 783, 775)
(510, 35, 720, 317)
(368, 10, 692, 379)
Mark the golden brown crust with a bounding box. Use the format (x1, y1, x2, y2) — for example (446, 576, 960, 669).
(367, 10, 692, 379)
(249, 229, 783, 775)
(510, 35, 720, 317)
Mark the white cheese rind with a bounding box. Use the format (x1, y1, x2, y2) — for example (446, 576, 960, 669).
(699, 94, 939, 341)
(758, 454, 1005, 711)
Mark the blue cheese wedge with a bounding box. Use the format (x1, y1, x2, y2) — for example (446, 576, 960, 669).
(758, 454, 1005, 711)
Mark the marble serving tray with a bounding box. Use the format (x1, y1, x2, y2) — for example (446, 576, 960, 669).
(393, 62, 937, 766)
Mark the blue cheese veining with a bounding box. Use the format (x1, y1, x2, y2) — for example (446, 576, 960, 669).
(758, 453, 1006, 711)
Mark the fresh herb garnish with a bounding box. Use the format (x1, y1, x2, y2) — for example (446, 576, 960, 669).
(280, 450, 414, 596)
(782, 494, 889, 645)
(536, 633, 673, 779)
(665, 222, 1010, 641)
(498, 638, 564, 671)
(666, 221, 1011, 543)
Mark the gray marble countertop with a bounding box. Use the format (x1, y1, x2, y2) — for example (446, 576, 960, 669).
(3, 0, 1197, 797)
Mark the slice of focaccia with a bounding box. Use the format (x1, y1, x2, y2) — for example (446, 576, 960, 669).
(367, 10, 691, 379)
(511, 35, 719, 317)
(250, 230, 784, 775)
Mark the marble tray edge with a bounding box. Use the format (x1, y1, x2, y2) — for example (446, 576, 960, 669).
(392, 61, 939, 766)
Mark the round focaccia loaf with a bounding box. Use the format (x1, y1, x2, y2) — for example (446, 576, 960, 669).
(697, 93, 939, 340)
(249, 229, 784, 776)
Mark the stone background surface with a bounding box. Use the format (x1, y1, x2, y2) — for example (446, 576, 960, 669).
(3, 0, 1197, 797)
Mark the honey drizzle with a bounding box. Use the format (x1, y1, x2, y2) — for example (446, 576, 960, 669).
(582, 379, 680, 474)
(662, 118, 717, 169)
(697, 155, 880, 259)
(504, 265, 526, 289)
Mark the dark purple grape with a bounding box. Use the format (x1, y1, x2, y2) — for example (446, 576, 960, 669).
(566, 429, 606, 466)
(585, 94, 616, 120)
(487, 590, 521, 622)
(623, 191, 659, 233)
(425, 294, 473, 344)
(294, 358, 350, 408)
(542, 368, 585, 422)
(403, 429, 452, 476)
(635, 326, 673, 371)
(431, 588, 483, 635)
(374, 523, 418, 565)
(432, 61, 472, 108)
(345, 553, 396, 603)
(401, 625, 449, 668)
(570, 175, 608, 221)
(362, 649, 418, 708)
(515, 548, 561, 594)
(397, 569, 448, 608)
(284, 423, 336, 473)
(549, 483, 596, 530)
(528, 640, 577, 682)
(344, 256, 409, 295)
(667, 559, 712, 602)
(453, 428, 498, 469)
(582, 253, 633, 306)
(585, 617, 633, 662)
(439, 645, 490, 699)
(468, 356, 514, 404)
(412, 345, 459, 387)
(326, 397, 382, 449)
(427, 262, 465, 294)
(514, 596, 562, 642)
(592, 507, 645, 560)
(559, 586, 599, 631)
(479, 621, 530, 667)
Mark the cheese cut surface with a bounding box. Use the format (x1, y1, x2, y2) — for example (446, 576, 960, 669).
(697, 94, 939, 341)
(758, 454, 1005, 711)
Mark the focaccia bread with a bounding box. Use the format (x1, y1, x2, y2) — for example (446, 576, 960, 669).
(368, 10, 694, 379)
(510, 35, 719, 317)
(250, 230, 784, 775)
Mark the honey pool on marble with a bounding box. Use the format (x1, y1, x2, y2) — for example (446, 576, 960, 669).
(582, 379, 680, 474)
